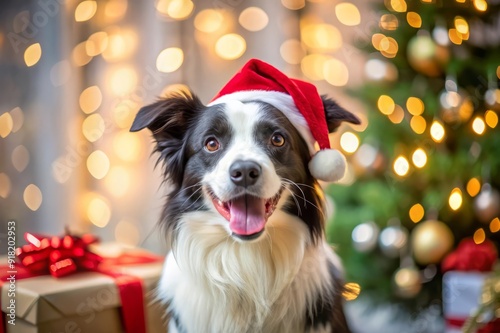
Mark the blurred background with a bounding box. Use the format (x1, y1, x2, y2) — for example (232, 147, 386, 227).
(1, 0, 499, 332)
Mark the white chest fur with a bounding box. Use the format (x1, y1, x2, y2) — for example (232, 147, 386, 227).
(157, 210, 338, 333)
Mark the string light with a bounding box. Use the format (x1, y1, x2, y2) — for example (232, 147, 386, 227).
(393, 155, 410, 177)
(215, 34, 246, 60)
(0, 173, 12, 199)
(406, 12, 421, 28)
(472, 116, 486, 135)
(24, 43, 42, 67)
(280, 39, 306, 65)
(430, 120, 445, 142)
(239, 7, 269, 32)
(490, 218, 500, 233)
(24, 184, 43, 211)
(410, 116, 426, 134)
(335, 3, 361, 26)
(473, 228, 486, 244)
(79, 86, 102, 114)
(87, 150, 110, 179)
(75, 1, 97, 22)
(340, 132, 359, 154)
(412, 148, 427, 168)
(194, 9, 224, 33)
(156, 47, 184, 73)
(377, 95, 395, 115)
(449, 188, 463, 211)
(0, 112, 13, 138)
(467, 178, 481, 197)
(485, 110, 498, 128)
(323, 58, 349, 86)
(409, 203, 425, 223)
(342, 282, 361, 301)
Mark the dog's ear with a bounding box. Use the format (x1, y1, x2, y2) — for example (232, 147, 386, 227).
(130, 91, 203, 182)
(321, 95, 361, 133)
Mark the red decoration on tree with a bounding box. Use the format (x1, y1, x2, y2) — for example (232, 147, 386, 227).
(442, 238, 498, 273)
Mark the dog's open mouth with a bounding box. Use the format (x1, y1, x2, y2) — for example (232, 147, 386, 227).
(210, 191, 281, 239)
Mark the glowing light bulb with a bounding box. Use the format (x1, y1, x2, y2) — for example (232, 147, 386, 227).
(449, 188, 463, 211)
(409, 203, 425, 223)
(340, 132, 359, 154)
(472, 116, 486, 135)
(430, 121, 445, 142)
(393, 155, 410, 176)
(412, 148, 427, 168)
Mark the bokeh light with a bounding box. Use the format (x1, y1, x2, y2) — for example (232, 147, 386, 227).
(393, 155, 410, 176)
(409, 203, 425, 223)
(24, 184, 43, 211)
(340, 132, 360, 154)
(215, 34, 246, 60)
(323, 58, 349, 86)
(412, 148, 427, 168)
(301, 54, 330, 81)
(82, 114, 105, 142)
(87, 150, 110, 179)
(406, 12, 421, 28)
(280, 39, 306, 65)
(377, 95, 395, 115)
(430, 121, 445, 142)
(75, 1, 97, 22)
(79, 86, 102, 114)
(301, 24, 342, 51)
(406, 97, 424, 115)
(410, 116, 426, 134)
(24, 43, 42, 67)
(343, 282, 361, 301)
(472, 116, 486, 135)
(12, 145, 30, 172)
(86, 31, 108, 56)
(72, 42, 93, 67)
(485, 110, 498, 128)
(113, 131, 141, 162)
(449, 188, 463, 211)
(156, 0, 194, 20)
(9, 107, 24, 133)
(388, 105, 405, 124)
(87, 195, 111, 228)
(335, 3, 361, 26)
(108, 66, 138, 96)
(239, 7, 269, 32)
(0, 173, 12, 199)
(194, 9, 224, 33)
(0, 112, 14, 138)
(281, 0, 305, 10)
(490, 218, 500, 233)
(473, 228, 486, 244)
(156, 47, 184, 73)
(103, 27, 138, 62)
(105, 166, 130, 197)
(467, 178, 481, 197)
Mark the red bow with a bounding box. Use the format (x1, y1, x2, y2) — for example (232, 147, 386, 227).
(442, 238, 498, 273)
(16, 232, 103, 278)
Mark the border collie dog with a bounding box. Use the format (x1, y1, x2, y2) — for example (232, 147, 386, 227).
(131, 59, 360, 333)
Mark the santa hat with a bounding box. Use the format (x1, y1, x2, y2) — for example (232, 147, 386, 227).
(209, 58, 346, 182)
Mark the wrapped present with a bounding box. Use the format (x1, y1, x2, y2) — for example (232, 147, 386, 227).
(442, 238, 500, 333)
(0, 232, 167, 333)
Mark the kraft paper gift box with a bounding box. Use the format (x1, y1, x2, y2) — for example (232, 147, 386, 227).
(1, 246, 168, 333)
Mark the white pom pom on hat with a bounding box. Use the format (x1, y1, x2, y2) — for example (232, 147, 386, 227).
(209, 58, 347, 182)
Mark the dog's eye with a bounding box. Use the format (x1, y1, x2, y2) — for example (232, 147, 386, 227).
(271, 134, 285, 147)
(204, 137, 220, 152)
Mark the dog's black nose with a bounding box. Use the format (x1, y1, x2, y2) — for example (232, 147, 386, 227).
(230, 160, 261, 187)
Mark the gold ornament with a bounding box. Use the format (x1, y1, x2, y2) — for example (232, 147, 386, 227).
(393, 266, 422, 298)
(407, 35, 449, 77)
(411, 220, 454, 265)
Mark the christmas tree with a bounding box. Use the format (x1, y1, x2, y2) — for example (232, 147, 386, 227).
(326, 0, 500, 309)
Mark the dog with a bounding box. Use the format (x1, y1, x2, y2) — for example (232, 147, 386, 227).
(131, 59, 360, 333)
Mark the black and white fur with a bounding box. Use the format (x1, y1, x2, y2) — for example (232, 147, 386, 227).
(131, 91, 360, 333)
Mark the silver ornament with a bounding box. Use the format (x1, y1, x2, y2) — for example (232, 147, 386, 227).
(474, 184, 500, 223)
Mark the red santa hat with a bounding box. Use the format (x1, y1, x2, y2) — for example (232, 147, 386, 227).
(209, 58, 346, 182)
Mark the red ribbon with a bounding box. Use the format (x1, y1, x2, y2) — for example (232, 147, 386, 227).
(442, 238, 498, 273)
(447, 317, 500, 333)
(1, 232, 163, 333)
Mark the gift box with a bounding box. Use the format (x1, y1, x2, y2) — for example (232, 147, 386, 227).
(442, 238, 500, 333)
(1, 240, 168, 333)
(443, 271, 491, 333)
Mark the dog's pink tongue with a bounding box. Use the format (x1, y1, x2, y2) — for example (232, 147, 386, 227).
(229, 195, 266, 235)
